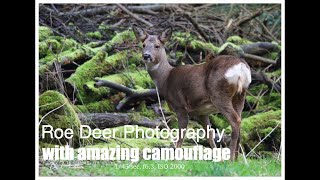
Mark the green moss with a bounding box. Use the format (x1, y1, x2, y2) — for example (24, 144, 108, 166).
(39, 26, 53, 41)
(190, 40, 219, 53)
(39, 90, 81, 147)
(218, 42, 244, 56)
(248, 84, 268, 95)
(66, 50, 121, 102)
(240, 110, 281, 153)
(175, 51, 184, 60)
(187, 120, 202, 129)
(93, 30, 136, 52)
(226, 35, 252, 45)
(83, 70, 153, 103)
(39, 39, 61, 58)
(266, 69, 281, 79)
(86, 31, 103, 39)
(172, 33, 219, 54)
(209, 114, 229, 129)
(137, 102, 157, 120)
(247, 83, 281, 112)
(75, 99, 115, 113)
(39, 49, 75, 75)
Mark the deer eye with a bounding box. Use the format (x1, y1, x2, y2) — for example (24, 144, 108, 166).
(155, 45, 160, 49)
(142, 44, 146, 48)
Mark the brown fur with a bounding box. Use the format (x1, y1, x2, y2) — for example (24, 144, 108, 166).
(133, 25, 251, 161)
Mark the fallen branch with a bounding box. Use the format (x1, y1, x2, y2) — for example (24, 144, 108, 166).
(116, 4, 154, 27)
(251, 69, 281, 93)
(94, 79, 158, 110)
(243, 53, 276, 65)
(241, 42, 280, 56)
(78, 112, 166, 129)
(58, 5, 173, 16)
(184, 13, 210, 42)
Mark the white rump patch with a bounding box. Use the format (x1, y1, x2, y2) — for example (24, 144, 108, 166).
(225, 63, 251, 90)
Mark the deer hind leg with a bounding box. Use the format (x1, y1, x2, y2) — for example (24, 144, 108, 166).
(232, 92, 246, 160)
(213, 97, 241, 161)
(199, 115, 216, 148)
(176, 110, 189, 148)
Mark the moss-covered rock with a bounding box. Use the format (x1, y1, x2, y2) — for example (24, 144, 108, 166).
(240, 110, 281, 154)
(39, 90, 81, 147)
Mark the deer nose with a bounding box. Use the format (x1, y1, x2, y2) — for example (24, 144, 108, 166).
(143, 54, 151, 60)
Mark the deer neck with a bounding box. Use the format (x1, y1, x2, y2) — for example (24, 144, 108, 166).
(147, 58, 173, 93)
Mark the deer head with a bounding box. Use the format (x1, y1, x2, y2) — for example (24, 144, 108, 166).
(132, 25, 172, 71)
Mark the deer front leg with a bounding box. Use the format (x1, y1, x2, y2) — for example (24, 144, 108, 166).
(199, 115, 217, 148)
(176, 110, 189, 148)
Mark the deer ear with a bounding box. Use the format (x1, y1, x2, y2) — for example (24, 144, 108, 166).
(132, 25, 148, 42)
(159, 27, 172, 44)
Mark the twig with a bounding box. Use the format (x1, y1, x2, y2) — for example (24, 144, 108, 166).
(155, 86, 176, 148)
(239, 144, 248, 165)
(246, 122, 280, 157)
(116, 4, 153, 27)
(184, 12, 210, 42)
(243, 53, 276, 65)
(255, 19, 281, 43)
(38, 102, 67, 126)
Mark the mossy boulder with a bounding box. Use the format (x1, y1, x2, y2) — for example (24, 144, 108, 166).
(240, 110, 281, 155)
(39, 90, 81, 148)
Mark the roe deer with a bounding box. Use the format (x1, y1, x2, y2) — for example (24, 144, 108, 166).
(132, 25, 251, 161)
